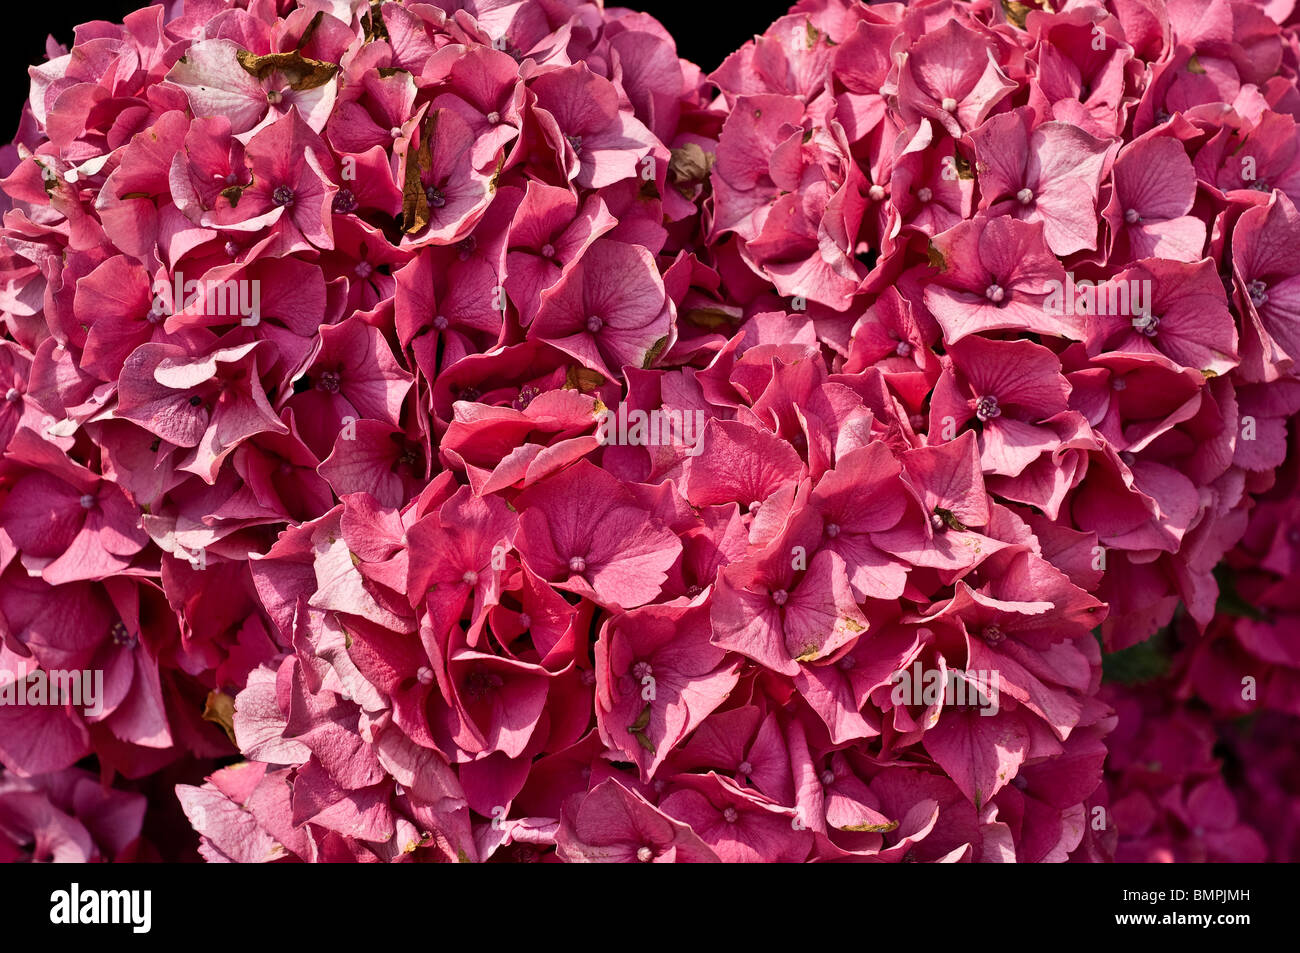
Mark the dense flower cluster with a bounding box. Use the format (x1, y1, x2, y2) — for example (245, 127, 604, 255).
(1099, 682, 1269, 863)
(2, 0, 1300, 863)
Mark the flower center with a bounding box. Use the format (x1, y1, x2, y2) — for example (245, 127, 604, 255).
(518, 613, 532, 629)
(930, 512, 947, 532)
(738, 760, 753, 775)
(569, 555, 587, 574)
(79, 493, 95, 509)
(820, 770, 835, 786)
(585, 315, 603, 333)
(1124, 208, 1141, 225)
(771, 589, 789, 606)
(941, 97, 958, 112)
(1248, 279, 1269, 306)
(513, 384, 540, 410)
(895, 340, 912, 357)
(984, 283, 1006, 303)
(4, 388, 18, 402)
(1133, 312, 1160, 336)
(541, 243, 556, 259)
(868, 184, 886, 202)
(722, 807, 738, 824)
(354, 260, 373, 279)
(636, 846, 653, 862)
(487, 111, 501, 125)
(333, 189, 358, 214)
(825, 522, 840, 538)
(982, 624, 1005, 644)
(566, 134, 583, 152)
(975, 395, 1001, 421)
(632, 660, 653, 680)
(425, 186, 446, 207)
(416, 666, 434, 685)
(1111, 377, 1127, 391)
(1016, 187, 1034, 205)
(462, 570, 479, 586)
(463, 668, 503, 701)
(433, 314, 449, 331)
(266, 89, 284, 105)
(916, 186, 933, 203)
(110, 621, 136, 648)
(272, 185, 295, 207)
(316, 370, 341, 394)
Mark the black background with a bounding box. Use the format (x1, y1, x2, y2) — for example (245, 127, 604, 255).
(4, 0, 796, 138)
(9, 861, 1275, 939)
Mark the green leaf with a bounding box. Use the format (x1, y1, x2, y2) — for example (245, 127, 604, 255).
(1101, 633, 1171, 685)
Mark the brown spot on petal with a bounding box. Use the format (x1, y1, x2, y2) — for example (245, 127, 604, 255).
(203, 690, 237, 745)
(235, 48, 339, 91)
(564, 365, 606, 392)
(927, 243, 947, 272)
(628, 701, 657, 754)
(934, 507, 968, 532)
(363, 0, 390, 43)
(684, 306, 739, 330)
(840, 819, 899, 833)
(642, 335, 669, 368)
(794, 643, 822, 662)
(222, 181, 249, 208)
(1000, 1, 1032, 30)
(629, 703, 652, 733)
(669, 143, 715, 185)
(401, 113, 435, 234)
